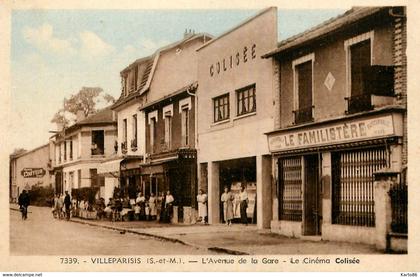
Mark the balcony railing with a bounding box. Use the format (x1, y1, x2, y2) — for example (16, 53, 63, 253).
(293, 106, 314, 124)
(345, 94, 373, 114)
(131, 139, 137, 152)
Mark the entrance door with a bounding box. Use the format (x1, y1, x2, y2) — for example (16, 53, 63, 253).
(303, 155, 321, 235)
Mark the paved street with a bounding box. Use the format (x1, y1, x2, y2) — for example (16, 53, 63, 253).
(10, 205, 382, 256)
(9, 206, 212, 255)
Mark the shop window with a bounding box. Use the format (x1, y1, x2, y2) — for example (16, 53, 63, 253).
(91, 130, 104, 155)
(181, 106, 190, 146)
(278, 157, 303, 221)
(293, 54, 314, 124)
(213, 93, 230, 123)
(332, 148, 387, 227)
(131, 114, 138, 151)
(122, 119, 128, 154)
(236, 84, 256, 116)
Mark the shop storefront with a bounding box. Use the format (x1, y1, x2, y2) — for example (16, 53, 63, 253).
(268, 110, 404, 243)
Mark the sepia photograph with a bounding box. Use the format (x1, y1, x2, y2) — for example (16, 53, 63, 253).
(1, 0, 418, 273)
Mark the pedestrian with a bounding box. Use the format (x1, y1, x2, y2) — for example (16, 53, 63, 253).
(136, 192, 146, 220)
(52, 194, 59, 219)
(239, 185, 249, 225)
(157, 192, 165, 222)
(196, 189, 208, 224)
(163, 190, 174, 223)
(221, 186, 234, 225)
(64, 191, 72, 220)
(57, 194, 64, 219)
(18, 190, 30, 220)
(148, 192, 157, 220)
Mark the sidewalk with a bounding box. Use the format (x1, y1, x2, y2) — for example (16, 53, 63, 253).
(69, 216, 382, 255)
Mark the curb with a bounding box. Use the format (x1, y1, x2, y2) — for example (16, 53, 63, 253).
(69, 218, 250, 255)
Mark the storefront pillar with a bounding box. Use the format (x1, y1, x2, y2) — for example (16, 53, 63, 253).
(390, 143, 403, 171)
(257, 155, 272, 229)
(374, 171, 398, 250)
(208, 161, 220, 224)
(321, 152, 332, 224)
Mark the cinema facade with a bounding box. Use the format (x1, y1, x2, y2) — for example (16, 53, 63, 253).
(263, 6, 407, 248)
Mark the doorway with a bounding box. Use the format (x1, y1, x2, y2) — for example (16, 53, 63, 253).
(303, 154, 322, 236)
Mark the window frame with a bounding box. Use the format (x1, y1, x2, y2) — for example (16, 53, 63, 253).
(236, 84, 256, 117)
(213, 93, 230, 123)
(91, 130, 105, 156)
(344, 31, 374, 100)
(292, 53, 315, 123)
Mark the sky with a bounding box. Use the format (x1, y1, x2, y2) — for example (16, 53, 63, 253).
(10, 8, 345, 152)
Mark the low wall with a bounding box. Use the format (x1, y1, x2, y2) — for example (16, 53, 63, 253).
(271, 220, 302, 238)
(322, 223, 376, 245)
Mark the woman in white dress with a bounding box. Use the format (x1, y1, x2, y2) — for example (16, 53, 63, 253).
(220, 186, 234, 225)
(197, 189, 208, 224)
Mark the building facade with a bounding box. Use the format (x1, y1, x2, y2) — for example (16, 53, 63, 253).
(106, 32, 211, 220)
(9, 144, 53, 201)
(50, 108, 117, 199)
(196, 7, 278, 228)
(263, 7, 407, 244)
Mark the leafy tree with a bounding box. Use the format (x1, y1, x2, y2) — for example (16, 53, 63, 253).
(51, 87, 115, 126)
(11, 148, 27, 156)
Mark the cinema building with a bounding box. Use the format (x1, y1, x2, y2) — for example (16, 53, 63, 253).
(262, 7, 407, 246)
(196, 7, 278, 228)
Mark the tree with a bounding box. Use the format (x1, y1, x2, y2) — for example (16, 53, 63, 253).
(51, 87, 115, 126)
(11, 148, 27, 156)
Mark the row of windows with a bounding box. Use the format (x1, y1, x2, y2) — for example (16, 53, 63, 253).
(56, 130, 105, 164)
(213, 84, 256, 123)
(64, 168, 104, 189)
(148, 106, 190, 153)
(293, 38, 373, 124)
(122, 114, 138, 153)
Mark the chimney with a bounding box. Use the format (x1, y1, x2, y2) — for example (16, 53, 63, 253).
(184, 29, 195, 38)
(76, 110, 86, 122)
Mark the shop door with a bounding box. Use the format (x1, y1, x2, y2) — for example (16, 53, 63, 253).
(303, 155, 321, 236)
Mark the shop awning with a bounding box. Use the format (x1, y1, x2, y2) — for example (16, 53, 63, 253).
(98, 158, 123, 177)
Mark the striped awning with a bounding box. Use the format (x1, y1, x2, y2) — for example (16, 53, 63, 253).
(98, 158, 123, 176)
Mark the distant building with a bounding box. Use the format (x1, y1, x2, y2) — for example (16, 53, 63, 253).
(50, 107, 117, 199)
(9, 144, 53, 201)
(263, 7, 407, 244)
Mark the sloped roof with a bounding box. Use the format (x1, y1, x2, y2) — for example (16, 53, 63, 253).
(76, 106, 115, 125)
(262, 7, 385, 58)
(112, 33, 212, 110)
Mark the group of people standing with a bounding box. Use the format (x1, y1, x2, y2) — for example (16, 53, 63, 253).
(104, 190, 175, 223)
(197, 185, 249, 226)
(221, 185, 249, 225)
(52, 191, 72, 220)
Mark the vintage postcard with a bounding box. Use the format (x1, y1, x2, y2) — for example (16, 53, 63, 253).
(0, 0, 419, 273)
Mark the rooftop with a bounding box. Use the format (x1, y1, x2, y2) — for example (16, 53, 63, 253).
(262, 6, 392, 58)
